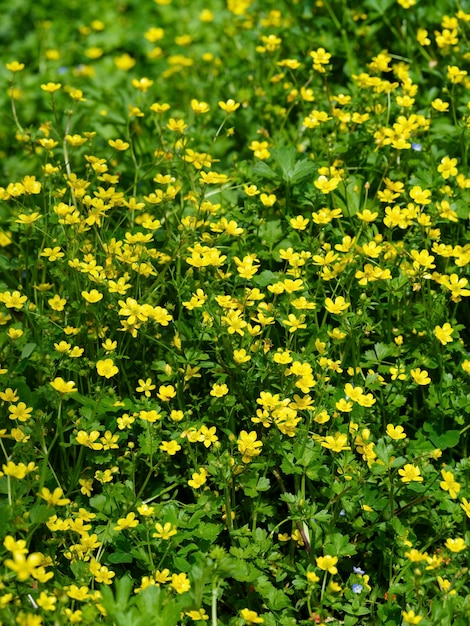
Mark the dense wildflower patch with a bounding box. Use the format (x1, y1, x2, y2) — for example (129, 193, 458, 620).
(1, 0, 470, 624)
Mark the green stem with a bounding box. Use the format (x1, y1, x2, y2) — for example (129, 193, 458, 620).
(0, 439, 12, 505)
(211, 580, 218, 626)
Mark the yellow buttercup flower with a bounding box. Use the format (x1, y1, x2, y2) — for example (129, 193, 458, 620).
(50, 377, 77, 394)
(96, 359, 119, 378)
(398, 464, 423, 483)
(316, 554, 338, 574)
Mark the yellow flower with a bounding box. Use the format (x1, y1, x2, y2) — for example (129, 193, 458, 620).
(7, 328, 23, 340)
(81, 289, 103, 303)
(102, 339, 117, 352)
(188, 468, 208, 489)
(314, 175, 340, 193)
(386, 424, 407, 440)
(434, 323, 454, 345)
(89, 559, 115, 584)
(440, 469, 460, 498)
(325, 296, 350, 315)
(8, 402, 33, 422)
(259, 192, 276, 207)
(398, 464, 423, 483)
(437, 156, 458, 179)
(402, 610, 422, 624)
(136, 378, 156, 397)
(244, 184, 259, 196)
(137, 504, 155, 516)
(96, 358, 119, 378)
(159, 440, 182, 455)
(36, 591, 57, 611)
(233, 349, 251, 364)
(460, 497, 470, 518)
(437, 576, 455, 594)
(199, 171, 229, 185)
(2, 290, 28, 309)
(447, 65, 467, 84)
(316, 554, 338, 574)
(48, 294, 67, 311)
(65, 134, 88, 148)
(416, 28, 431, 45)
(114, 53, 136, 70)
(153, 522, 177, 540)
(40, 82, 62, 93)
(282, 313, 307, 333)
(170, 572, 191, 594)
(321, 432, 350, 452)
(409, 186, 431, 205)
(307, 571, 320, 584)
(410, 368, 431, 385)
(218, 99, 240, 113)
(405, 548, 428, 562)
(198, 425, 218, 448)
(39, 487, 71, 506)
(67, 585, 90, 600)
(150, 102, 171, 114)
(210, 383, 229, 397)
(132, 77, 154, 92)
(6, 61, 25, 72)
(190, 98, 210, 114)
(237, 430, 263, 462)
(2, 461, 37, 479)
(240, 608, 264, 624)
(166, 118, 187, 133)
(445, 537, 466, 552)
(310, 47, 331, 72)
(431, 98, 449, 112)
(157, 384, 176, 401)
(49, 377, 77, 394)
(15, 212, 42, 225)
(114, 512, 139, 531)
(5, 552, 43, 581)
(357, 209, 378, 222)
(170, 410, 184, 422)
(108, 138, 130, 151)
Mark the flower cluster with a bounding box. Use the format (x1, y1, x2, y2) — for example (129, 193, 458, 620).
(1, 0, 470, 624)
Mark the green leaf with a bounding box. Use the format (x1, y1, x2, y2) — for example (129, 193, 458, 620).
(20, 342, 36, 359)
(89, 494, 108, 512)
(253, 161, 279, 181)
(255, 575, 291, 610)
(29, 504, 52, 525)
(258, 220, 283, 247)
(192, 522, 222, 542)
(253, 270, 278, 287)
(325, 532, 356, 557)
(108, 551, 134, 564)
(429, 430, 460, 450)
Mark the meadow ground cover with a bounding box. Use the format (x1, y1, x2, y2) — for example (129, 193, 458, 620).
(0, 0, 470, 623)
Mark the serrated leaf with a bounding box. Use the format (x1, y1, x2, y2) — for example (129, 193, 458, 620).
(192, 522, 222, 542)
(290, 159, 316, 185)
(253, 161, 279, 181)
(258, 220, 283, 247)
(29, 504, 52, 524)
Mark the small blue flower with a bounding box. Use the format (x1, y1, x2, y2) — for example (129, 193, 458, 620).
(339, 509, 346, 517)
(352, 583, 363, 594)
(353, 566, 365, 575)
(412, 142, 422, 151)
